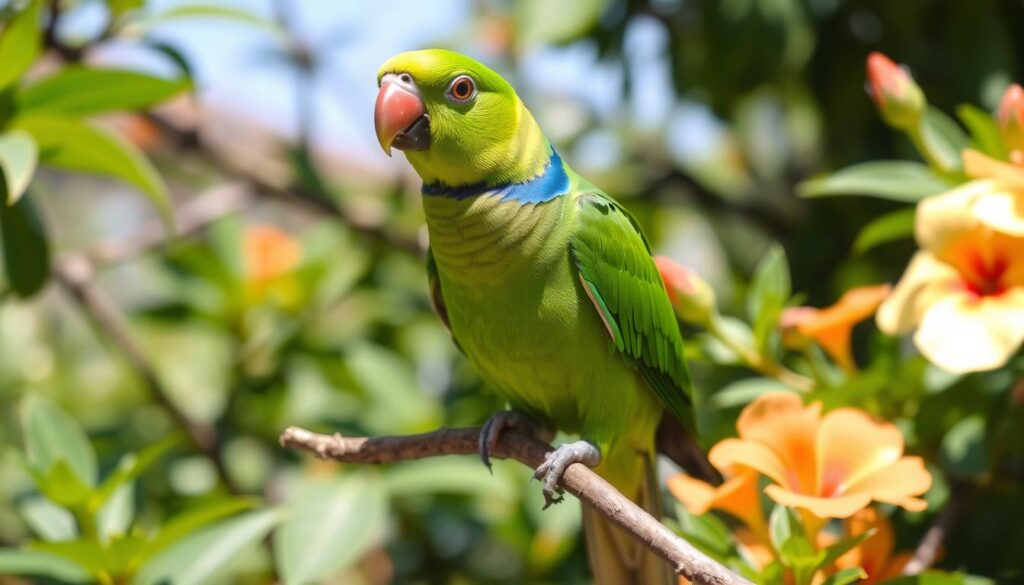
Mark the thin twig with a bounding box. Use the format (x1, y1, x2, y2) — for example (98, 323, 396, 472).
(280, 425, 752, 585)
(902, 481, 977, 575)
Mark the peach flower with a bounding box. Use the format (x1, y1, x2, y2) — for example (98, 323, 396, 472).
(708, 393, 931, 519)
(833, 508, 913, 584)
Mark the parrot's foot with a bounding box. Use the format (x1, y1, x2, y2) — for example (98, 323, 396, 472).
(534, 441, 601, 509)
(479, 410, 549, 473)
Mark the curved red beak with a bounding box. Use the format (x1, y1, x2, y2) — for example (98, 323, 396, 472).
(374, 75, 427, 156)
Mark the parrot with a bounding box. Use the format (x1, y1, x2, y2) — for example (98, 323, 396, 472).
(373, 49, 695, 584)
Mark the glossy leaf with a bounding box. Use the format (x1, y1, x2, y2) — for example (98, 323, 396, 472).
(819, 528, 875, 570)
(21, 395, 97, 488)
(0, 0, 42, 91)
(917, 107, 970, 173)
(821, 567, 867, 585)
(92, 434, 183, 512)
(0, 186, 49, 296)
(12, 114, 172, 223)
(28, 539, 108, 576)
(97, 484, 135, 541)
(768, 504, 803, 552)
(18, 496, 77, 541)
(747, 244, 790, 354)
(18, 68, 190, 116)
(0, 129, 37, 204)
(798, 161, 950, 202)
(276, 475, 388, 585)
(957, 104, 1006, 159)
(137, 497, 257, 565)
(36, 460, 95, 508)
(853, 207, 916, 254)
(0, 549, 90, 583)
(135, 508, 282, 585)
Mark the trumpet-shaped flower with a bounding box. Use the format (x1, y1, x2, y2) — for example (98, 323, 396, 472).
(781, 284, 891, 371)
(877, 151, 1024, 373)
(708, 393, 931, 519)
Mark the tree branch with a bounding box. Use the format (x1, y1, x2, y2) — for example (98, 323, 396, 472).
(279, 425, 752, 585)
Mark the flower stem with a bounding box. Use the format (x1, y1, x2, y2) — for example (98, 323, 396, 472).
(706, 316, 816, 392)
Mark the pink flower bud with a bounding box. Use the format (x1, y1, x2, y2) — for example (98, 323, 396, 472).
(997, 83, 1024, 161)
(866, 52, 925, 130)
(654, 256, 716, 325)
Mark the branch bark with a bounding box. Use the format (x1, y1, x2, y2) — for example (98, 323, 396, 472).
(280, 425, 752, 585)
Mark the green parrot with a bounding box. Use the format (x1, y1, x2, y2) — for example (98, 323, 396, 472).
(374, 49, 695, 584)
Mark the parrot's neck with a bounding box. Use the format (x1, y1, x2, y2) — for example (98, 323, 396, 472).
(421, 148, 569, 203)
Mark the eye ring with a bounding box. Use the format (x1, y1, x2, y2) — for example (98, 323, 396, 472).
(446, 75, 476, 103)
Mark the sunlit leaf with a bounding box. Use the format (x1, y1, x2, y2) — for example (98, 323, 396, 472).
(798, 161, 950, 202)
(36, 460, 95, 508)
(12, 114, 172, 224)
(853, 208, 916, 254)
(516, 0, 608, 45)
(28, 539, 108, 576)
(768, 504, 803, 552)
(747, 244, 790, 354)
(135, 508, 282, 585)
(0, 187, 49, 296)
(0, 129, 37, 204)
(18, 67, 190, 116)
(820, 567, 866, 585)
(917, 107, 970, 173)
(276, 475, 388, 585)
(21, 395, 97, 488)
(0, 549, 90, 583)
(97, 484, 135, 541)
(92, 434, 183, 512)
(0, 0, 42, 91)
(18, 496, 77, 541)
(708, 377, 792, 409)
(957, 104, 1005, 159)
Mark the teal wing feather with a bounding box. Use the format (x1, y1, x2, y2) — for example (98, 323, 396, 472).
(570, 192, 695, 430)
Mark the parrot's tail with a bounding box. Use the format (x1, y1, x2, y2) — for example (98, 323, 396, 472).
(582, 452, 674, 585)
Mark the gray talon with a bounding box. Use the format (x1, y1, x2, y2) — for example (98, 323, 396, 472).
(479, 411, 542, 473)
(533, 440, 601, 509)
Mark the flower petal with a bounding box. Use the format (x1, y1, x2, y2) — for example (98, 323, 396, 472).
(666, 474, 718, 515)
(915, 181, 989, 253)
(844, 456, 932, 511)
(764, 485, 872, 518)
(876, 252, 962, 335)
(669, 472, 766, 536)
(914, 288, 1024, 373)
(733, 393, 821, 494)
(709, 439, 790, 489)
(816, 409, 904, 497)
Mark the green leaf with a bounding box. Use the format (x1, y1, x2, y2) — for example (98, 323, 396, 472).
(917, 107, 970, 173)
(941, 415, 987, 478)
(0, 549, 90, 583)
(18, 68, 190, 116)
(708, 377, 792, 409)
(18, 496, 77, 541)
(0, 129, 37, 204)
(12, 114, 172, 224)
(516, 0, 609, 44)
(883, 571, 996, 585)
(821, 567, 867, 585)
(139, 4, 280, 36)
(674, 504, 735, 558)
(768, 504, 803, 552)
(108, 0, 145, 17)
(747, 244, 790, 354)
(853, 208, 916, 254)
(276, 475, 388, 585)
(818, 528, 875, 570)
(92, 434, 182, 512)
(136, 498, 258, 566)
(0, 0, 42, 91)
(798, 161, 950, 202)
(779, 534, 825, 585)
(97, 484, 134, 541)
(21, 395, 98, 488)
(28, 539, 108, 576)
(957, 104, 1006, 159)
(36, 460, 95, 508)
(0, 187, 49, 296)
(135, 508, 282, 585)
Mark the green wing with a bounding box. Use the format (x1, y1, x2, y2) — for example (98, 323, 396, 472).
(570, 192, 695, 430)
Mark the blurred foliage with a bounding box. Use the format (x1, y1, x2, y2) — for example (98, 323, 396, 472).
(0, 0, 1022, 584)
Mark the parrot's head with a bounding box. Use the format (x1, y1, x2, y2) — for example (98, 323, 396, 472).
(375, 49, 546, 188)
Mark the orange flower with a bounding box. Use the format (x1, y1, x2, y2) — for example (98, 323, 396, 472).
(834, 508, 913, 583)
(244, 225, 301, 282)
(709, 393, 931, 520)
(866, 53, 925, 130)
(998, 83, 1024, 164)
(877, 151, 1024, 373)
(781, 284, 891, 372)
(669, 471, 774, 571)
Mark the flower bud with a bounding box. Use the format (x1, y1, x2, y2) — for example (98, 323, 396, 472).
(997, 83, 1024, 162)
(654, 256, 716, 325)
(866, 52, 925, 130)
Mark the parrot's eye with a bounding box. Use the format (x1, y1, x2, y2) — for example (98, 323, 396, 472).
(446, 75, 476, 103)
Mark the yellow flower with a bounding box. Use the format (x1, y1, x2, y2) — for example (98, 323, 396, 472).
(833, 508, 913, 584)
(708, 393, 931, 520)
(876, 151, 1024, 373)
(781, 284, 891, 372)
